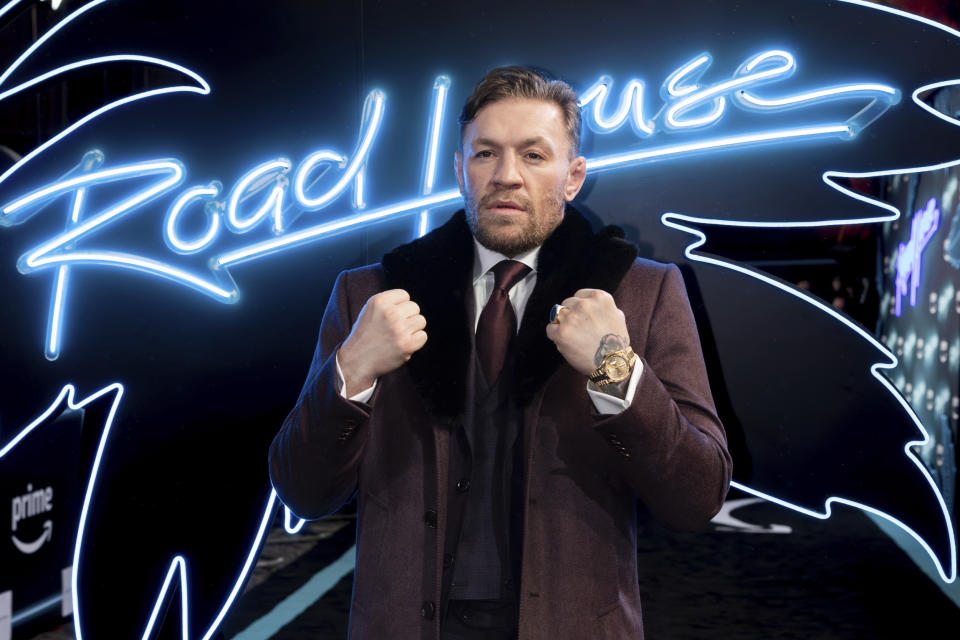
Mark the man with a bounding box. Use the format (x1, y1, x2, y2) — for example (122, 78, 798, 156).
(269, 66, 731, 639)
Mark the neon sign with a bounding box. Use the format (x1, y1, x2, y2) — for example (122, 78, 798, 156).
(1, 49, 900, 359)
(579, 49, 898, 136)
(0, 382, 299, 640)
(662, 211, 957, 583)
(2, 2, 960, 638)
(895, 197, 941, 317)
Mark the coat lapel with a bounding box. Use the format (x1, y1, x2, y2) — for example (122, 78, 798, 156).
(381, 212, 475, 423)
(381, 207, 638, 420)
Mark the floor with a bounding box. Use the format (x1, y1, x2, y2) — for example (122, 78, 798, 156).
(28, 488, 960, 639)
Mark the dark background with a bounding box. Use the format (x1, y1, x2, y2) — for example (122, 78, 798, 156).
(1, 0, 960, 637)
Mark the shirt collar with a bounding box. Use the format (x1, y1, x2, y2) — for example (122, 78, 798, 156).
(472, 238, 540, 285)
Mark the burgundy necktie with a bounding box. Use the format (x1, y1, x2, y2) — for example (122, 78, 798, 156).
(476, 259, 532, 385)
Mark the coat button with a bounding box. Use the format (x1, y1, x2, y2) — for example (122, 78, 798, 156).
(456, 478, 471, 492)
(420, 600, 435, 620)
(424, 510, 438, 528)
(443, 553, 455, 568)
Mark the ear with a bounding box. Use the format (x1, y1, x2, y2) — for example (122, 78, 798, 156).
(454, 151, 465, 195)
(563, 155, 587, 202)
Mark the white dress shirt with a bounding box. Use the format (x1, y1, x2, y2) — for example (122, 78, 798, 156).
(336, 238, 642, 413)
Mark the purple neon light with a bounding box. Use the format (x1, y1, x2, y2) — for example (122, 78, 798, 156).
(895, 197, 940, 317)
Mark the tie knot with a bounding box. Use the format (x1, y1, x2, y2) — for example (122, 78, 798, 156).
(491, 260, 531, 293)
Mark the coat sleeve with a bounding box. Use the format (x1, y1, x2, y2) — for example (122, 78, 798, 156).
(593, 263, 732, 531)
(269, 269, 376, 520)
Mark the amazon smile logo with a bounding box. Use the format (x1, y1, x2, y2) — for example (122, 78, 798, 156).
(10, 483, 54, 555)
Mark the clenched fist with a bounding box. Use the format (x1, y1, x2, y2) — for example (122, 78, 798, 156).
(338, 289, 427, 397)
(545, 288, 629, 377)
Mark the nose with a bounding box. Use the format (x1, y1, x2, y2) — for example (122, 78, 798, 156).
(492, 153, 523, 189)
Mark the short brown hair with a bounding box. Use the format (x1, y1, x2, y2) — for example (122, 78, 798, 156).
(458, 66, 582, 156)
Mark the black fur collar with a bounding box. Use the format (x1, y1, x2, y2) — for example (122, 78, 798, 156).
(381, 207, 638, 421)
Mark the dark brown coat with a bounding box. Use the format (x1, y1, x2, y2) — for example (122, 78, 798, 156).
(269, 209, 731, 639)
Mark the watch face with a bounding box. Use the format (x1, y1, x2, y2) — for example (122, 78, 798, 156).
(604, 354, 630, 382)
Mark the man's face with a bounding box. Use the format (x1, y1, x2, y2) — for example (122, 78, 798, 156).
(456, 98, 587, 257)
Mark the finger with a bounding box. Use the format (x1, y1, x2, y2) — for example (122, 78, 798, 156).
(575, 289, 614, 305)
(378, 288, 411, 304)
(410, 329, 428, 351)
(545, 322, 559, 342)
(574, 288, 600, 299)
(404, 313, 427, 333)
(560, 296, 583, 309)
(395, 300, 421, 318)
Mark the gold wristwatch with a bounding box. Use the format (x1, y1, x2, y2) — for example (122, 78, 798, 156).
(588, 347, 637, 386)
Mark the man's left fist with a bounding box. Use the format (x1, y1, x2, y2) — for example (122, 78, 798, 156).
(545, 288, 629, 376)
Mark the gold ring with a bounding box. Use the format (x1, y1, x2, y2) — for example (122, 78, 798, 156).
(549, 304, 566, 324)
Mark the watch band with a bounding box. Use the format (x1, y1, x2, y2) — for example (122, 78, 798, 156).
(588, 347, 637, 386)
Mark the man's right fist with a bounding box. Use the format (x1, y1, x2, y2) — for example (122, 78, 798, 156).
(337, 289, 427, 397)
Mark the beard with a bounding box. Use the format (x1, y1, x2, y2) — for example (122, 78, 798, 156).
(465, 187, 566, 257)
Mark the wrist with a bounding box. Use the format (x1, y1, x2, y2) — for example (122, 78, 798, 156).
(588, 346, 636, 387)
(337, 343, 375, 395)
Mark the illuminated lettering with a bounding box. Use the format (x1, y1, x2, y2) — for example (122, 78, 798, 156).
(226, 160, 291, 235)
(578, 49, 898, 136)
(0, 52, 909, 357)
(41, 151, 104, 360)
(579, 75, 655, 136)
(418, 75, 451, 237)
(7, 160, 243, 305)
(293, 90, 384, 211)
(164, 184, 223, 254)
(895, 198, 940, 316)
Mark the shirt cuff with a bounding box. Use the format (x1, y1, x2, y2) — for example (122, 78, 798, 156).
(587, 357, 644, 415)
(335, 351, 377, 403)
